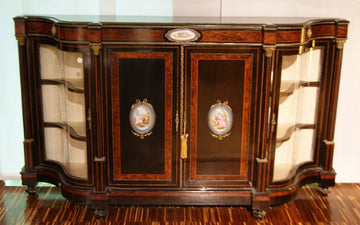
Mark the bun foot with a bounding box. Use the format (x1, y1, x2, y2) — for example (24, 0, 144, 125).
(25, 186, 37, 195)
(252, 209, 266, 220)
(95, 209, 107, 220)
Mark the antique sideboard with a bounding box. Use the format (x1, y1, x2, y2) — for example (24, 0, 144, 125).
(14, 16, 348, 219)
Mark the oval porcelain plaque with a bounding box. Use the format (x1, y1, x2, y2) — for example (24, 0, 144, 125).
(208, 101, 233, 140)
(130, 99, 156, 139)
(165, 29, 200, 42)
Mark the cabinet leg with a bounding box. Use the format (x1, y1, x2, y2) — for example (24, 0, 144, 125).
(95, 209, 107, 220)
(25, 185, 37, 195)
(317, 185, 330, 196)
(252, 209, 266, 220)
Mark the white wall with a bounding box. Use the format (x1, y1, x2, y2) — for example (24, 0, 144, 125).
(0, 1, 23, 180)
(116, 0, 172, 16)
(1, 0, 359, 182)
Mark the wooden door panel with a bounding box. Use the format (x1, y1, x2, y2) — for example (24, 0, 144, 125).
(185, 47, 257, 187)
(108, 46, 179, 186)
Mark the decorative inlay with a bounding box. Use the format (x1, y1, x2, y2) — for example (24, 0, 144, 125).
(165, 29, 200, 42)
(208, 100, 233, 140)
(129, 99, 156, 139)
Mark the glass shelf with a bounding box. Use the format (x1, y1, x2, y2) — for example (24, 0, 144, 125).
(41, 85, 85, 124)
(44, 122, 86, 141)
(279, 81, 319, 104)
(41, 78, 84, 93)
(276, 123, 315, 147)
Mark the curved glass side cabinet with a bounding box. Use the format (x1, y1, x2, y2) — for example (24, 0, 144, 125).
(40, 44, 88, 179)
(273, 47, 323, 181)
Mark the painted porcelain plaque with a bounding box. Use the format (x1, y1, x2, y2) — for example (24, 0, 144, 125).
(208, 100, 233, 140)
(129, 99, 156, 139)
(165, 29, 200, 42)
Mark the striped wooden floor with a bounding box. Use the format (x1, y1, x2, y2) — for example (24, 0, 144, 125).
(0, 182, 359, 224)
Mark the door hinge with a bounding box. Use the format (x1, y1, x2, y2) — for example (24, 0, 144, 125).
(94, 156, 106, 162)
(87, 108, 92, 130)
(271, 113, 277, 133)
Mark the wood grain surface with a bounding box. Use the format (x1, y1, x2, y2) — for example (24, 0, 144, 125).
(0, 183, 359, 224)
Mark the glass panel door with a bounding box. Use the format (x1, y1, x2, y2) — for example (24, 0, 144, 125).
(39, 44, 88, 179)
(273, 47, 323, 182)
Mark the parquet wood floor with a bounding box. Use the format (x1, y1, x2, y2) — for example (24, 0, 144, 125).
(0, 182, 359, 224)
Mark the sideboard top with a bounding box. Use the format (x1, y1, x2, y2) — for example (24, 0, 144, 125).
(14, 15, 349, 26)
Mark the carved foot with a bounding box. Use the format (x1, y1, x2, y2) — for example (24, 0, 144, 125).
(25, 186, 37, 195)
(95, 209, 107, 220)
(252, 209, 266, 220)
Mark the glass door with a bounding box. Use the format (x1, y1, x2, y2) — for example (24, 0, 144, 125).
(272, 46, 323, 182)
(39, 44, 88, 179)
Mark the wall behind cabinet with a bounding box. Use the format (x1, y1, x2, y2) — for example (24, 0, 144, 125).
(0, 0, 359, 182)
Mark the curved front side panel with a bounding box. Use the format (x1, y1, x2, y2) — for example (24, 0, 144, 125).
(36, 42, 92, 182)
(269, 40, 334, 186)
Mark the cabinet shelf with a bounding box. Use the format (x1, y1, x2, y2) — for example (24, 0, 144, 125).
(44, 122, 86, 141)
(280, 81, 319, 97)
(279, 81, 319, 104)
(276, 123, 315, 147)
(42, 79, 84, 94)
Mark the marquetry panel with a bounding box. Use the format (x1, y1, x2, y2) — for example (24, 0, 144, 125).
(184, 47, 258, 187)
(108, 46, 179, 186)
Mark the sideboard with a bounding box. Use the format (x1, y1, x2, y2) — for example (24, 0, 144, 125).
(14, 16, 348, 219)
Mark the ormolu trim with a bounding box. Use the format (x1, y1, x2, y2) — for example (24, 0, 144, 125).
(263, 45, 275, 58)
(336, 38, 346, 49)
(16, 36, 26, 46)
(90, 43, 102, 55)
